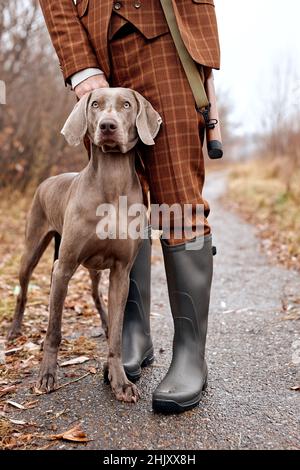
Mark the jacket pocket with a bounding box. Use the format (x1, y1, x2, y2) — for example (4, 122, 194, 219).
(76, 0, 89, 18)
(192, 0, 215, 5)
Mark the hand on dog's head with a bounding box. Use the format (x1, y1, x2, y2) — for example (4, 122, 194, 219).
(61, 88, 162, 153)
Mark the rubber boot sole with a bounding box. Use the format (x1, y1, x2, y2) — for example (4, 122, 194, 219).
(152, 377, 208, 414)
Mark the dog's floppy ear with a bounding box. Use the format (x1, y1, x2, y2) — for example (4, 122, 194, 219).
(61, 92, 91, 146)
(133, 91, 162, 146)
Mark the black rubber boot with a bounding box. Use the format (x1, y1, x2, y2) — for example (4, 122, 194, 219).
(123, 230, 154, 382)
(152, 234, 213, 413)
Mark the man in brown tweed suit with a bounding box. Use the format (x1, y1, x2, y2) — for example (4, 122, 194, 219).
(39, 0, 220, 413)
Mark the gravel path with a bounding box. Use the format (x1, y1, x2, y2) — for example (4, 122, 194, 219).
(8, 171, 300, 450)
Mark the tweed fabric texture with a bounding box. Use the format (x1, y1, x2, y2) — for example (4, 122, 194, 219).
(109, 30, 211, 238)
(39, 0, 220, 83)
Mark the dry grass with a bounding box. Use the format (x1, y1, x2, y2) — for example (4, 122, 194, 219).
(0, 189, 52, 323)
(226, 157, 300, 270)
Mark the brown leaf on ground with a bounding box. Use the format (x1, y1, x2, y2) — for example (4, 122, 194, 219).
(0, 418, 14, 449)
(24, 400, 38, 409)
(0, 418, 36, 450)
(31, 386, 45, 396)
(0, 385, 17, 398)
(0, 418, 13, 435)
(49, 424, 90, 442)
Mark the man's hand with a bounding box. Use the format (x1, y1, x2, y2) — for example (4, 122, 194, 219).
(74, 74, 109, 99)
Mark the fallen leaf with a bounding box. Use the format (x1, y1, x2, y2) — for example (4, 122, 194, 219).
(0, 418, 15, 448)
(0, 385, 17, 398)
(88, 367, 97, 374)
(31, 386, 45, 396)
(60, 356, 90, 367)
(8, 419, 27, 425)
(23, 400, 38, 409)
(290, 385, 300, 391)
(5, 347, 23, 356)
(49, 424, 90, 443)
(6, 400, 26, 410)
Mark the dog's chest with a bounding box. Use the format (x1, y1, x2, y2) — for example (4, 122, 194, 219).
(74, 197, 143, 269)
(80, 237, 141, 271)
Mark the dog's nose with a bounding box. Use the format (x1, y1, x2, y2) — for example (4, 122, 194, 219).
(100, 120, 118, 133)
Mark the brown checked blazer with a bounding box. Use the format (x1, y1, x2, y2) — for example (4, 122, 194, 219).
(39, 0, 220, 84)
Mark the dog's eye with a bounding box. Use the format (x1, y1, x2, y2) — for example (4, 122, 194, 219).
(123, 101, 131, 109)
(91, 101, 99, 108)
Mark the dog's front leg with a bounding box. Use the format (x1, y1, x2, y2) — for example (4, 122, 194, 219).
(107, 262, 140, 403)
(36, 260, 77, 393)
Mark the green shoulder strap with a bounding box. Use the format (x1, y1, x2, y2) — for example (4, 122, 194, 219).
(159, 0, 209, 110)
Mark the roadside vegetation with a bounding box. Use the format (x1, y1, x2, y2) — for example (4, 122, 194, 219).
(227, 157, 300, 271)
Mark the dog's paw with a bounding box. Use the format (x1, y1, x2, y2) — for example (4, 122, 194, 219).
(7, 327, 22, 342)
(36, 356, 57, 393)
(113, 382, 140, 403)
(106, 358, 140, 403)
(36, 373, 56, 394)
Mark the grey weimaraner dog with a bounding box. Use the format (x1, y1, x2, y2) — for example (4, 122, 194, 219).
(8, 88, 162, 403)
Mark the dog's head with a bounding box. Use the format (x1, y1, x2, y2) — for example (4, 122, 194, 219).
(61, 87, 162, 153)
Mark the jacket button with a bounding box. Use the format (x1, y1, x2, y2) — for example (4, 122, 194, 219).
(133, 1, 141, 8)
(114, 2, 122, 10)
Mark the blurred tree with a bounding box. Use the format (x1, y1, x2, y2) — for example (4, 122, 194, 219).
(0, 0, 83, 191)
(258, 60, 300, 191)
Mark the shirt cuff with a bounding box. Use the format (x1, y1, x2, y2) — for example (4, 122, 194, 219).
(70, 68, 104, 89)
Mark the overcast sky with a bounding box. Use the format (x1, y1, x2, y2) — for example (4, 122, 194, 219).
(214, 0, 300, 135)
